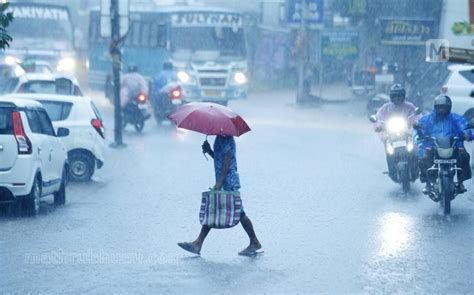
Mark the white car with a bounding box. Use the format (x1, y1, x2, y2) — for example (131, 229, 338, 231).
(443, 64, 474, 119)
(6, 93, 106, 182)
(10, 73, 84, 96)
(0, 98, 69, 216)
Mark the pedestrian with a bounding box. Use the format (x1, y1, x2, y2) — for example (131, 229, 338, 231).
(178, 135, 262, 256)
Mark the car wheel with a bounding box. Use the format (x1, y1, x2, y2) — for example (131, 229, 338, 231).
(54, 169, 66, 206)
(26, 176, 42, 217)
(69, 152, 95, 182)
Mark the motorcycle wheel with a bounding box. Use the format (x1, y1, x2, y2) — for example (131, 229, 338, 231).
(134, 120, 145, 132)
(440, 176, 452, 215)
(400, 168, 410, 193)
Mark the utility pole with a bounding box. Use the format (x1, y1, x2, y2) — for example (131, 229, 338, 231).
(110, 0, 124, 148)
(296, 0, 307, 105)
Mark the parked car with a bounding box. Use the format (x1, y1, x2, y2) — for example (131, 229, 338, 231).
(6, 93, 106, 182)
(0, 97, 69, 216)
(442, 64, 474, 119)
(6, 73, 84, 96)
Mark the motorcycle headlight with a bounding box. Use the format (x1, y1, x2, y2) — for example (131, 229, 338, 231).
(386, 117, 408, 134)
(233, 71, 247, 85)
(406, 142, 414, 152)
(56, 57, 76, 72)
(386, 144, 395, 155)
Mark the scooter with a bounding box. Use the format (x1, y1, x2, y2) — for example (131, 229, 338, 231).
(122, 93, 151, 132)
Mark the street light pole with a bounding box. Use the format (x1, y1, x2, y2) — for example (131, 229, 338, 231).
(110, 0, 124, 147)
(297, 0, 307, 105)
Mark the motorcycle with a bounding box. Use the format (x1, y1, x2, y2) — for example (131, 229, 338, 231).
(151, 82, 183, 125)
(413, 126, 473, 215)
(370, 110, 421, 193)
(122, 93, 151, 132)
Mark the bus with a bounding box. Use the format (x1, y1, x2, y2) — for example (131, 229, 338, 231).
(88, 4, 249, 105)
(2, 2, 77, 75)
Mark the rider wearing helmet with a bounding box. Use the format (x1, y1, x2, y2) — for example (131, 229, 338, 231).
(374, 83, 419, 181)
(152, 61, 177, 93)
(375, 84, 418, 131)
(120, 64, 149, 107)
(415, 95, 472, 194)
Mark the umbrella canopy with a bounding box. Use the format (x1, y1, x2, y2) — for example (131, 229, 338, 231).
(168, 102, 251, 137)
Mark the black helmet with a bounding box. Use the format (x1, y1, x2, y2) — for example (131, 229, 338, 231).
(163, 61, 173, 70)
(389, 83, 406, 105)
(127, 64, 138, 72)
(433, 95, 452, 118)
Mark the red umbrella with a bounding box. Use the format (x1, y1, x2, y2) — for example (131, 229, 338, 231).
(168, 102, 251, 137)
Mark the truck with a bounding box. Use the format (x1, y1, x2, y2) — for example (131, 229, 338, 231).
(88, 2, 249, 105)
(439, 0, 474, 63)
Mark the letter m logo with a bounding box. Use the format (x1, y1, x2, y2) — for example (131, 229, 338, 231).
(426, 39, 450, 62)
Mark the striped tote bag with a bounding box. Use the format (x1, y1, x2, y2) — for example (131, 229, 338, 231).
(199, 190, 242, 229)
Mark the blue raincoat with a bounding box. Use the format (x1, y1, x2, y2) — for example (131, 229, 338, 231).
(414, 111, 473, 157)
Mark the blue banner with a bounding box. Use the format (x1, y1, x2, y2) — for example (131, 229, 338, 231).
(287, 0, 324, 25)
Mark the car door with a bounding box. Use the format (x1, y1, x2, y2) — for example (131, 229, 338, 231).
(25, 109, 52, 186)
(37, 109, 62, 188)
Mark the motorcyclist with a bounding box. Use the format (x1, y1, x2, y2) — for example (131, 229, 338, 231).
(151, 61, 179, 120)
(152, 61, 177, 93)
(120, 64, 149, 108)
(374, 84, 418, 181)
(415, 95, 472, 194)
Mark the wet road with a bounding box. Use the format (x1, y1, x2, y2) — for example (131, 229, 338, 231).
(1, 90, 473, 294)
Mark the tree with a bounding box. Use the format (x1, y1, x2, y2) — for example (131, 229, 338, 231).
(0, 3, 14, 51)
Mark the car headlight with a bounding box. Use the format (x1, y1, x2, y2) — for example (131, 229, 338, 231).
(233, 71, 247, 85)
(386, 117, 408, 134)
(14, 65, 25, 77)
(177, 71, 192, 84)
(5, 56, 21, 65)
(56, 57, 76, 72)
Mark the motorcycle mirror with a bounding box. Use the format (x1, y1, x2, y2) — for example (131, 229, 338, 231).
(414, 107, 422, 115)
(369, 115, 377, 123)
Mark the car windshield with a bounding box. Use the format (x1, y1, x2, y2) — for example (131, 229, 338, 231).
(170, 27, 246, 61)
(6, 6, 73, 51)
(39, 100, 73, 121)
(0, 107, 13, 134)
(18, 79, 73, 95)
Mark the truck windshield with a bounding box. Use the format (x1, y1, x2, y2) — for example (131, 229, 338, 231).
(170, 27, 246, 60)
(6, 5, 74, 51)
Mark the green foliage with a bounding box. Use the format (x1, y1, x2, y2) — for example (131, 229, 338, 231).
(0, 3, 14, 50)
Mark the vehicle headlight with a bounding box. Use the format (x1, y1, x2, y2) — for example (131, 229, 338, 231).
(5, 56, 21, 65)
(177, 71, 191, 84)
(406, 142, 414, 152)
(386, 117, 408, 134)
(233, 71, 247, 85)
(14, 65, 25, 77)
(56, 57, 76, 72)
(386, 144, 395, 155)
